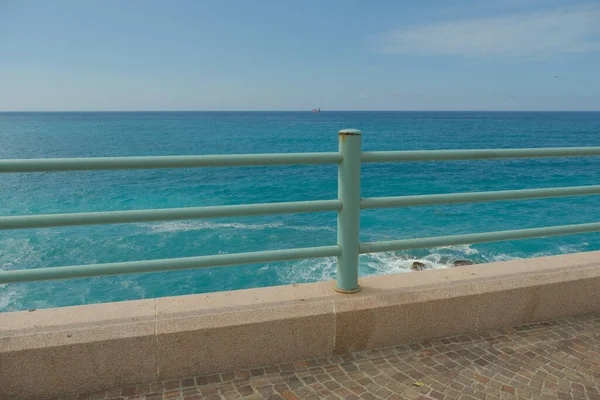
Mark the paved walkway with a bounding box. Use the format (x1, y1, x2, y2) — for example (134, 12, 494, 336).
(71, 313, 600, 400)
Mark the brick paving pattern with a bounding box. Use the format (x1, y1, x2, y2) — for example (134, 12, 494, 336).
(66, 313, 600, 400)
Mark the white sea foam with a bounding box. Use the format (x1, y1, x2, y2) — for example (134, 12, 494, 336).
(439, 244, 479, 256)
(0, 285, 19, 311)
(274, 241, 589, 285)
(363, 251, 449, 276)
(142, 220, 334, 233)
(288, 225, 336, 232)
(558, 242, 589, 254)
(0, 238, 39, 268)
(118, 279, 147, 298)
(277, 257, 337, 283)
(0, 227, 594, 312)
(275, 245, 487, 284)
(144, 220, 285, 233)
(486, 253, 523, 262)
(0, 238, 39, 311)
(362, 244, 482, 274)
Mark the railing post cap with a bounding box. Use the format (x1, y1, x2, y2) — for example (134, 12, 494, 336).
(339, 129, 362, 136)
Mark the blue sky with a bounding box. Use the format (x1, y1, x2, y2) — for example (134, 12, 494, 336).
(1, 0, 600, 111)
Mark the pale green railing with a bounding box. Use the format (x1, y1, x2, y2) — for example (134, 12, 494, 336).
(2, 129, 600, 293)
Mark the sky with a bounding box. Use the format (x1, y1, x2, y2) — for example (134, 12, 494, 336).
(1, 0, 600, 111)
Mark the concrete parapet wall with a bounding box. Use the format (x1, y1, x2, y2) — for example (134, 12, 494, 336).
(2, 251, 600, 399)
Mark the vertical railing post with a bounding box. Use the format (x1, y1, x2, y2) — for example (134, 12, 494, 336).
(335, 129, 362, 293)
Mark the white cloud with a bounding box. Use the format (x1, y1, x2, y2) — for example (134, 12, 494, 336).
(379, 6, 600, 57)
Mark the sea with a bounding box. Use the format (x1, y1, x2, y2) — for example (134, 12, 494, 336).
(1, 111, 600, 312)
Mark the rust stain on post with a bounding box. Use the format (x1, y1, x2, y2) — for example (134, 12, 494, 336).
(339, 129, 362, 143)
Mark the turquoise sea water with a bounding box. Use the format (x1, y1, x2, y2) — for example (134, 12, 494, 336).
(1, 111, 600, 312)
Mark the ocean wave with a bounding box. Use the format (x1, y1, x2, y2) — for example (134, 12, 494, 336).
(117, 279, 147, 298)
(362, 244, 482, 273)
(363, 251, 449, 275)
(273, 242, 583, 286)
(485, 253, 523, 262)
(438, 244, 479, 256)
(558, 242, 589, 254)
(289, 225, 336, 232)
(0, 238, 40, 269)
(0, 285, 19, 311)
(276, 256, 337, 283)
(142, 220, 334, 233)
(143, 220, 285, 233)
(276, 244, 484, 284)
(1, 236, 594, 312)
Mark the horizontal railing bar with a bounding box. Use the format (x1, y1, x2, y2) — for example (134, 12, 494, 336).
(362, 147, 600, 163)
(360, 185, 600, 209)
(0, 152, 342, 172)
(5, 147, 600, 172)
(0, 200, 341, 230)
(359, 222, 600, 254)
(0, 245, 342, 284)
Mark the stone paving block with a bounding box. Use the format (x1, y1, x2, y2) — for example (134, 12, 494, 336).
(68, 312, 600, 400)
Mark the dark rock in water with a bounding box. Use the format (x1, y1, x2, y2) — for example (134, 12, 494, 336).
(453, 259, 475, 267)
(411, 261, 426, 271)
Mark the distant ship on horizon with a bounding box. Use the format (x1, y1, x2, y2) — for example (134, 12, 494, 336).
(311, 108, 321, 112)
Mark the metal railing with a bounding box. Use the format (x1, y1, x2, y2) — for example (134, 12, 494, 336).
(2, 128, 600, 293)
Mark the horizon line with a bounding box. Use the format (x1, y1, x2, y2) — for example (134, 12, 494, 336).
(2, 110, 600, 113)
